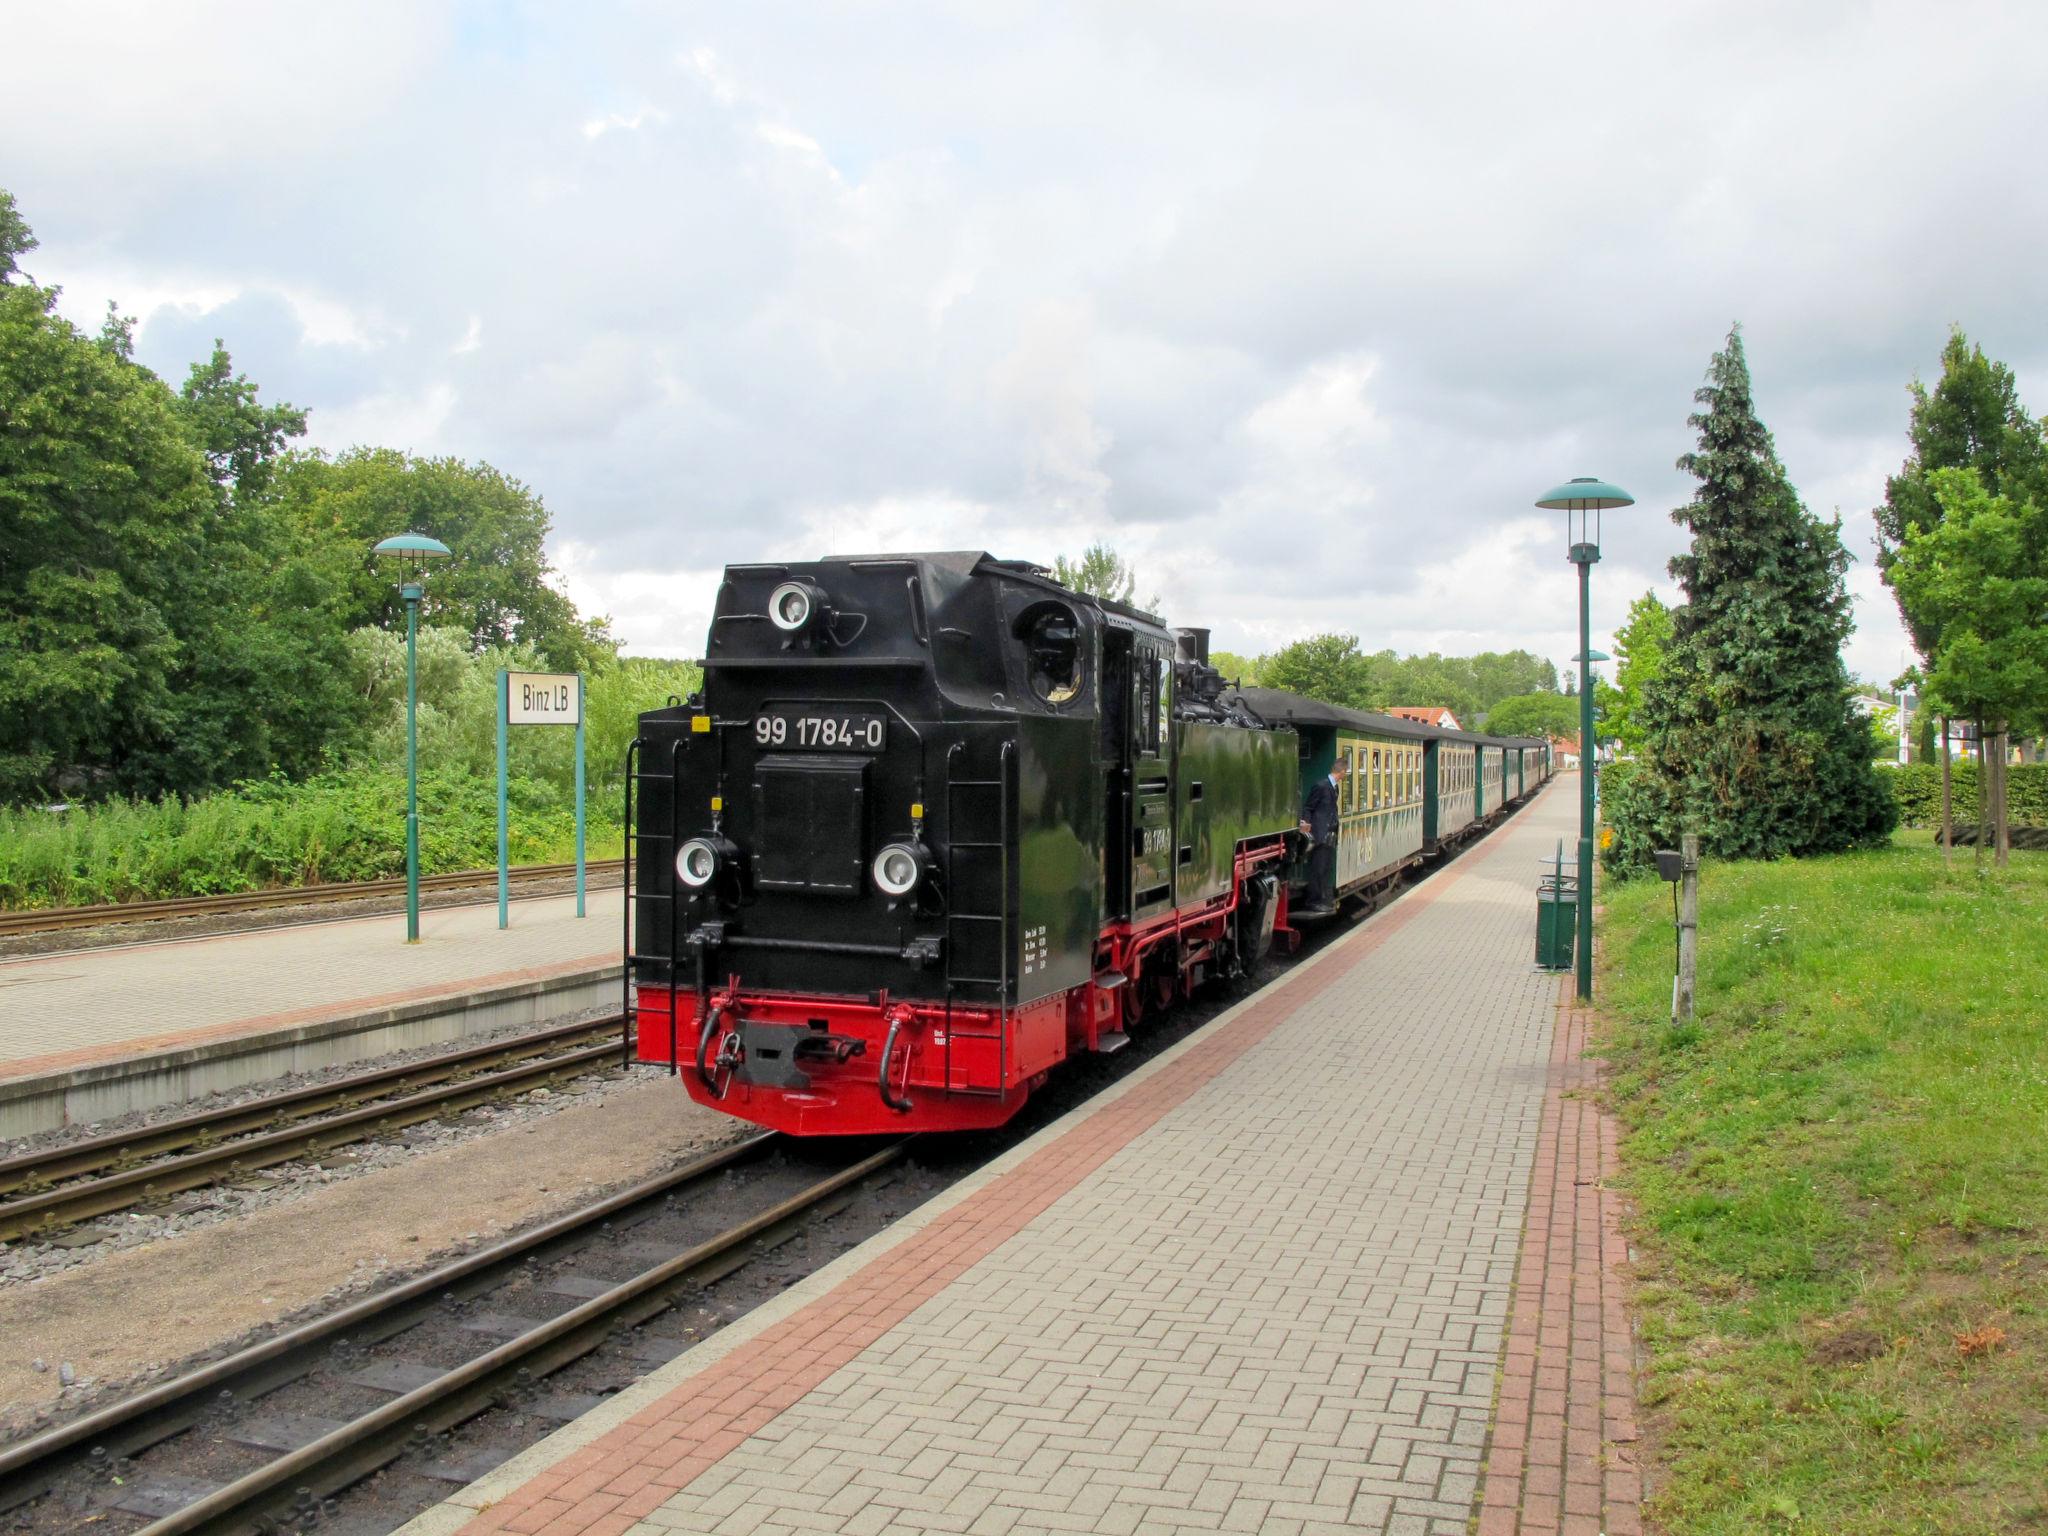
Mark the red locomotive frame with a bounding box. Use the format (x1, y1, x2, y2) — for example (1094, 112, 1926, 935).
(635, 840, 1292, 1135)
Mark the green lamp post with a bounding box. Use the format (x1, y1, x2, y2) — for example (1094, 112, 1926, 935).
(1574, 647, 1611, 808)
(373, 533, 453, 942)
(1536, 478, 1633, 1002)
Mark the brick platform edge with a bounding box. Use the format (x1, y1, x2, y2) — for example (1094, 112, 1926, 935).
(1475, 984, 1643, 1536)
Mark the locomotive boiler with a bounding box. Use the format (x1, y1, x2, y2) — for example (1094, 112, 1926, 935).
(625, 552, 1300, 1134)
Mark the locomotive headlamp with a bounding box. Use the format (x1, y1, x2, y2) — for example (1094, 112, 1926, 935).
(676, 837, 722, 888)
(768, 579, 826, 633)
(871, 842, 925, 897)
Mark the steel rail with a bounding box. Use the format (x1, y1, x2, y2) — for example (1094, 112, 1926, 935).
(0, 859, 628, 938)
(0, 1133, 779, 1515)
(0, 1016, 624, 1200)
(0, 1032, 633, 1243)
(139, 1143, 907, 1536)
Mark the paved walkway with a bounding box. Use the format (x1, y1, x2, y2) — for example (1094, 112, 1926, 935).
(403, 779, 1640, 1536)
(0, 890, 619, 1082)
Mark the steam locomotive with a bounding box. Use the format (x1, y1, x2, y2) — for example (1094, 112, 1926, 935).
(625, 552, 1549, 1135)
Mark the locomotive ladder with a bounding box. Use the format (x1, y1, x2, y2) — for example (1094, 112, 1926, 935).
(938, 739, 1013, 1098)
(621, 736, 687, 1075)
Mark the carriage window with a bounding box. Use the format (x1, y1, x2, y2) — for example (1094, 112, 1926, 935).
(1346, 745, 1361, 811)
(1370, 748, 1382, 808)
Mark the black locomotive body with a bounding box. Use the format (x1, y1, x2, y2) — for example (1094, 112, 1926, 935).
(627, 552, 1300, 1134)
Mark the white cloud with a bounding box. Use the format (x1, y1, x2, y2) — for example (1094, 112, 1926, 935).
(7, 0, 2044, 684)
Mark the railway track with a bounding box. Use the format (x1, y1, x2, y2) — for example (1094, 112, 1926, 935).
(0, 1133, 912, 1534)
(0, 859, 628, 939)
(0, 1017, 633, 1243)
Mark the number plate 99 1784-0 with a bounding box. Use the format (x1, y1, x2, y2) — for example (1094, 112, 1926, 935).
(753, 709, 887, 751)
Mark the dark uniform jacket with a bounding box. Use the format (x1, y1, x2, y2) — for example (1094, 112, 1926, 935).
(1304, 775, 1340, 846)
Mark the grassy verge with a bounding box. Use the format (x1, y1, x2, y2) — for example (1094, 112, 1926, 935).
(1599, 836, 2047, 1534)
(0, 768, 624, 909)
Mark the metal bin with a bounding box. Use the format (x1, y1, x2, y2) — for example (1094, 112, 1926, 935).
(1535, 840, 1576, 971)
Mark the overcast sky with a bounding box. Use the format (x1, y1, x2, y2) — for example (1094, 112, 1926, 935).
(9, 1, 2045, 687)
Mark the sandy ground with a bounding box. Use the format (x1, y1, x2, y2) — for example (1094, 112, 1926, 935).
(0, 1077, 742, 1429)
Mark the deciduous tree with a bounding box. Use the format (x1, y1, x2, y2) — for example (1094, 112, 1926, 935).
(1887, 469, 2048, 866)
(1051, 542, 1157, 614)
(1605, 591, 1672, 754)
(1483, 691, 1579, 740)
(267, 448, 616, 672)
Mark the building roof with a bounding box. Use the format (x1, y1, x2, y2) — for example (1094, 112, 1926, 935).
(1386, 705, 1461, 730)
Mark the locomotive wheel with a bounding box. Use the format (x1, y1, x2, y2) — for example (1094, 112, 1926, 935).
(1152, 969, 1177, 1013)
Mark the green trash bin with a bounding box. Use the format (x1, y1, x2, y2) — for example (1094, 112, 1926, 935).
(1536, 841, 1577, 970)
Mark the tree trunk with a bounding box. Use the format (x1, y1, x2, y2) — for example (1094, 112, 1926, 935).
(1974, 719, 1988, 873)
(1940, 718, 1953, 868)
(1993, 726, 2010, 868)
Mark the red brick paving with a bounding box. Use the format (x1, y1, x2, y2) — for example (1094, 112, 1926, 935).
(1477, 985, 1642, 1536)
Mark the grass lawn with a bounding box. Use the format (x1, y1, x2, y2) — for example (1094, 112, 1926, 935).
(1598, 833, 2048, 1534)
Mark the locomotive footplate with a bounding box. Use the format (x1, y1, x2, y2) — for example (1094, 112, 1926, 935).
(731, 1020, 868, 1091)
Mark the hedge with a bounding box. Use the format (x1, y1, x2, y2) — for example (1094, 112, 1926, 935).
(1877, 762, 2048, 830)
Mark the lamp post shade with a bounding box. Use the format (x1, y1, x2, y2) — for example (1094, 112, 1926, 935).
(1572, 649, 1611, 663)
(372, 533, 453, 558)
(1535, 478, 1634, 510)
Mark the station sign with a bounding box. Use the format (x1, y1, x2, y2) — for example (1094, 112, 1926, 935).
(507, 671, 581, 726)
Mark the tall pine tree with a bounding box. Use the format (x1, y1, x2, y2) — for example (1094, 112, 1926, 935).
(1605, 327, 1894, 869)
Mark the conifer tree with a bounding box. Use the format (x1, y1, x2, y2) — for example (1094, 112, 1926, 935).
(1604, 327, 1895, 869)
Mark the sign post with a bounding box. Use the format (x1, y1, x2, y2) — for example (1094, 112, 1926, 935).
(497, 670, 586, 928)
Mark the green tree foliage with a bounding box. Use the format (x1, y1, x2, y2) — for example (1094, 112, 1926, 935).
(1875, 329, 2048, 656)
(1261, 633, 1378, 707)
(177, 340, 308, 501)
(1605, 591, 1673, 753)
(0, 269, 221, 798)
(0, 188, 625, 808)
(1252, 637, 1556, 720)
(1385, 653, 1480, 724)
(1887, 470, 2047, 741)
(0, 188, 35, 283)
(268, 448, 615, 671)
(1207, 650, 1263, 686)
(1051, 541, 1159, 614)
(1604, 327, 1895, 873)
(1483, 691, 1579, 740)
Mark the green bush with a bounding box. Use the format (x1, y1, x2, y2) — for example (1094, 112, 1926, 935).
(0, 767, 623, 910)
(1876, 761, 2048, 828)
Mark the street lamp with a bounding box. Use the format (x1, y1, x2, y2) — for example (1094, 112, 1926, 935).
(1536, 477, 1633, 1002)
(372, 533, 453, 942)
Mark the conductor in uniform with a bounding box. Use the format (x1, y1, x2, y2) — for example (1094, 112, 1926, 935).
(1297, 755, 1348, 916)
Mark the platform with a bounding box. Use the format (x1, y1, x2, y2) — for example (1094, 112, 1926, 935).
(398, 779, 1637, 1536)
(0, 891, 621, 1137)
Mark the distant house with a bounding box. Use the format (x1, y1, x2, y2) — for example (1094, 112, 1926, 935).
(1387, 705, 1461, 731)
